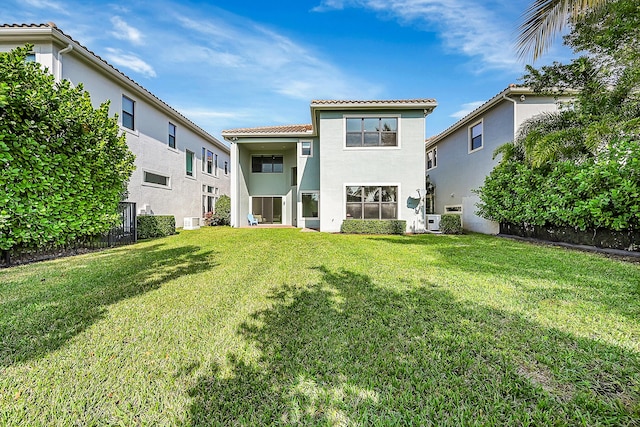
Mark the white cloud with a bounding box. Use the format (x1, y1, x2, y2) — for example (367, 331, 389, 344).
(103, 48, 156, 78)
(110, 16, 144, 45)
(313, 0, 520, 71)
(174, 14, 380, 100)
(22, 0, 68, 13)
(450, 100, 485, 119)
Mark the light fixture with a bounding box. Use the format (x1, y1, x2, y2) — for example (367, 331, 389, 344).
(520, 95, 526, 102)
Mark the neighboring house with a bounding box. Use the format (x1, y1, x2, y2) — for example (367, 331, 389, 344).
(0, 23, 230, 228)
(222, 99, 437, 233)
(425, 85, 571, 234)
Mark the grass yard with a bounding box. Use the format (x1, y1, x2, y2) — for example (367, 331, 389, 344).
(1, 228, 639, 426)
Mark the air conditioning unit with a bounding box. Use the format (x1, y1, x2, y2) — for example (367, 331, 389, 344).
(183, 217, 201, 230)
(426, 214, 441, 231)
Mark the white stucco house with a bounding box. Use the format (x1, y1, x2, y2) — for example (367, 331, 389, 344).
(425, 85, 572, 234)
(0, 23, 230, 228)
(222, 99, 437, 233)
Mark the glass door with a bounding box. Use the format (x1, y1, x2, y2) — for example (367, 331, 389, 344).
(251, 197, 282, 224)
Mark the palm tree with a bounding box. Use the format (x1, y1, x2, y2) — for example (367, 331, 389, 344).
(517, 0, 610, 61)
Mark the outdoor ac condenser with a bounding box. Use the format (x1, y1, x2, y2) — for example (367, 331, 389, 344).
(183, 217, 201, 230)
(427, 214, 441, 231)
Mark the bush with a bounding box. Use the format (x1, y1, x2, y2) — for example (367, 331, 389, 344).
(0, 45, 135, 252)
(340, 220, 406, 235)
(212, 195, 231, 226)
(137, 215, 176, 239)
(439, 215, 462, 234)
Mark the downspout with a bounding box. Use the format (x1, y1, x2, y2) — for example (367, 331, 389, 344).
(502, 93, 518, 138)
(57, 44, 73, 83)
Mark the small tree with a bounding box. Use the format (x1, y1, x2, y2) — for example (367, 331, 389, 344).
(212, 195, 231, 226)
(0, 45, 135, 252)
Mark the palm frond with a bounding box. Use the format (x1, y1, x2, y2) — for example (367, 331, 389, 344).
(516, 0, 610, 62)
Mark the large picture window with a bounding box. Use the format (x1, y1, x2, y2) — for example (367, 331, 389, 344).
(346, 117, 397, 147)
(252, 155, 283, 173)
(346, 186, 397, 220)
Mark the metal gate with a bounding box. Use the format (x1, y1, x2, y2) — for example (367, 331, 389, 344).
(103, 202, 137, 245)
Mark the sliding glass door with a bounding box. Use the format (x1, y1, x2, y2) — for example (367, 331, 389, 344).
(251, 197, 282, 224)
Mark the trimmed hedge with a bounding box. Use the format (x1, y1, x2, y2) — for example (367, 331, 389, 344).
(439, 214, 462, 234)
(340, 220, 406, 235)
(137, 215, 176, 239)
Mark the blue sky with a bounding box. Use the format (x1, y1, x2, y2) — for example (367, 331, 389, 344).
(4, 0, 573, 140)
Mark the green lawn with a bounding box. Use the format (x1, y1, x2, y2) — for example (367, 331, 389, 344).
(1, 228, 639, 426)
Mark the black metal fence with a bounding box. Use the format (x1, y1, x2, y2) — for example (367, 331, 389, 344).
(1, 202, 137, 267)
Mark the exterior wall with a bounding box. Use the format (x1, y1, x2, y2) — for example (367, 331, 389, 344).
(319, 110, 426, 233)
(0, 34, 230, 228)
(427, 95, 562, 234)
(235, 141, 298, 226)
(297, 139, 321, 229)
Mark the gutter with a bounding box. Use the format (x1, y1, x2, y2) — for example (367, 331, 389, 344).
(56, 43, 73, 83)
(501, 93, 518, 138)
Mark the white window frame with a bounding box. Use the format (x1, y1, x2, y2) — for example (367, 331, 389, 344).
(142, 169, 171, 189)
(121, 95, 135, 131)
(468, 120, 483, 153)
(185, 149, 195, 179)
(300, 140, 313, 157)
(344, 183, 401, 220)
(427, 146, 437, 170)
(343, 114, 401, 150)
(301, 191, 319, 219)
(168, 122, 177, 150)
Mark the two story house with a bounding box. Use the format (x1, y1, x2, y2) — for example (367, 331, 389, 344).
(0, 23, 230, 228)
(222, 99, 437, 233)
(425, 85, 571, 234)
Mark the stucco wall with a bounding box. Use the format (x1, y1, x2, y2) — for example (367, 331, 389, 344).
(427, 96, 563, 234)
(1, 37, 230, 228)
(318, 110, 427, 233)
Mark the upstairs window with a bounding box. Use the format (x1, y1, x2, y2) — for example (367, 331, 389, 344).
(206, 150, 213, 174)
(122, 95, 135, 130)
(168, 123, 176, 149)
(469, 121, 483, 152)
(186, 150, 194, 177)
(301, 140, 312, 156)
(427, 147, 437, 170)
(252, 155, 283, 173)
(224, 161, 229, 175)
(346, 117, 397, 147)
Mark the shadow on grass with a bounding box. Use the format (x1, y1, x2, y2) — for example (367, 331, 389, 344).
(370, 234, 640, 321)
(185, 265, 639, 425)
(0, 243, 217, 366)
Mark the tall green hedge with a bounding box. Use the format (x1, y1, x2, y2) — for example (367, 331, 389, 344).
(340, 220, 406, 235)
(439, 214, 462, 234)
(0, 45, 135, 251)
(477, 137, 640, 231)
(137, 215, 176, 239)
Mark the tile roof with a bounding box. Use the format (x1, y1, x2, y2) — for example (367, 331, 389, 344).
(223, 124, 313, 134)
(0, 23, 227, 151)
(311, 99, 437, 105)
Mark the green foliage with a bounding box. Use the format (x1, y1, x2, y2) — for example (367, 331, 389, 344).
(136, 215, 176, 239)
(340, 219, 406, 235)
(439, 214, 463, 234)
(212, 195, 231, 226)
(0, 45, 135, 251)
(480, 1, 640, 233)
(478, 137, 640, 231)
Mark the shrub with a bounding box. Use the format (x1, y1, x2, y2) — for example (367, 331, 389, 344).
(137, 215, 176, 239)
(340, 220, 406, 235)
(212, 195, 231, 226)
(439, 215, 462, 234)
(0, 45, 135, 252)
